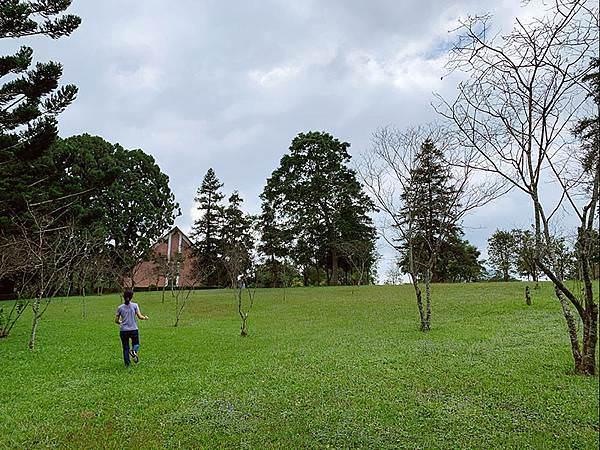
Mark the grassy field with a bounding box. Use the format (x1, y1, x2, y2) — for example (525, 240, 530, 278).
(0, 282, 598, 449)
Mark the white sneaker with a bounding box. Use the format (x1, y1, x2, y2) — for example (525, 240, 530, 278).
(129, 349, 139, 364)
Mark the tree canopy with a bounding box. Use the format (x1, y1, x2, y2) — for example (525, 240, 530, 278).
(46, 134, 180, 280)
(261, 131, 377, 286)
(399, 139, 463, 282)
(487, 230, 516, 282)
(0, 0, 81, 230)
(191, 168, 226, 286)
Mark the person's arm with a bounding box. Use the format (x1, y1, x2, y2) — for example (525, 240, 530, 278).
(115, 313, 121, 325)
(135, 306, 148, 320)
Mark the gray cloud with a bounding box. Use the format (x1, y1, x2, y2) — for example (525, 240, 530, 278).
(7, 0, 579, 277)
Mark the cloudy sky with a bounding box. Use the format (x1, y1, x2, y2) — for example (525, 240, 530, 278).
(8, 0, 577, 276)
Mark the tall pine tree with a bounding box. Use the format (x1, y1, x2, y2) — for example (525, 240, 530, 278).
(221, 191, 255, 285)
(0, 1, 81, 230)
(400, 138, 461, 331)
(401, 139, 461, 281)
(191, 168, 225, 286)
(257, 198, 289, 287)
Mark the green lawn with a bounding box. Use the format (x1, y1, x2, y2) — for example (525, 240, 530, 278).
(0, 282, 598, 449)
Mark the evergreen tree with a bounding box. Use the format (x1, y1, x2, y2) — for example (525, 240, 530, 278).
(487, 230, 517, 282)
(105, 147, 180, 281)
(430, 235, 484, 282)
(397, 138, 465, 331)
(573, 58, 599, 178)
(191, 168, 225, 286)
(0, 1, 81, 230)
(512, 229, 538, 282)
(572, 58, 599, 284)
(587, 229, 600, 280)
(257, 198, 289, 287)
(221, 191, 255, 285)
(399, 233, 483, 283)
(551, 236, 574, 282)
(400, 139, 461, 282)
(46, 134, 179, 282)
(262, 131, 377, 286)
(1, 133, 179, 292)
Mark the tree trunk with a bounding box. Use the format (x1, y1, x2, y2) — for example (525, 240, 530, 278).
(28, 298, 41, 350)
(556, 288, 584, 372)
(240, 316, 248, 336)
(533, 197, 596, 376)
(579, 226, 597, 376)
(581, 303, 597, 375)
(271, 255, 278, 288)
(237, 288, 249, 336)
(80, 282, 86, 319)
(330, 247, 339, 286)
(410, 275, 427, 332)
(282, 261, 288, 301)
(424, 270, 432, 331)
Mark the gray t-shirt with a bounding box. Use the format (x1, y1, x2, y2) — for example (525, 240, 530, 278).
(117, 302, 139, 331)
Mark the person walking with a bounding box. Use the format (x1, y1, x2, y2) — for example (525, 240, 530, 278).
(115, 290, 148, 366)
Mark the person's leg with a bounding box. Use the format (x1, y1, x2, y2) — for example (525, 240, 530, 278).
(129, 330, 140, 363)
(120, 330, 131, 366)
(131, 330, 140, 353)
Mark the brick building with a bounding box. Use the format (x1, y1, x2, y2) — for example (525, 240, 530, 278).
(130, 226, 198, 289)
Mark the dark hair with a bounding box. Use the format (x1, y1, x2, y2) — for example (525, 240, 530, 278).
(124, 290, 134, 305)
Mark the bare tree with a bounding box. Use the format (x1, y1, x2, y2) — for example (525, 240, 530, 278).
(436, 0, 599, 374)
(337, 240, 379, 293)
(170, 271, 197, 327)
(0, 234, 30, 338)
(115, 252, 144, 290)
(9, 208, 89, 349)
(152, 254, 169, 302)
(69, 232, 107, 319)
(173, 259, 207, 328)
(172, 287, 192, 327)
(384, 259, 403, 285)
(153, 252, 185, 303)
(223, 244, 256, 337)
(361, 125, 505, 331)
(0, 298, 28, 338)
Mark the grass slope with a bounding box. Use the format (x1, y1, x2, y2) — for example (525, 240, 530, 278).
(0, 282, 598, 448)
